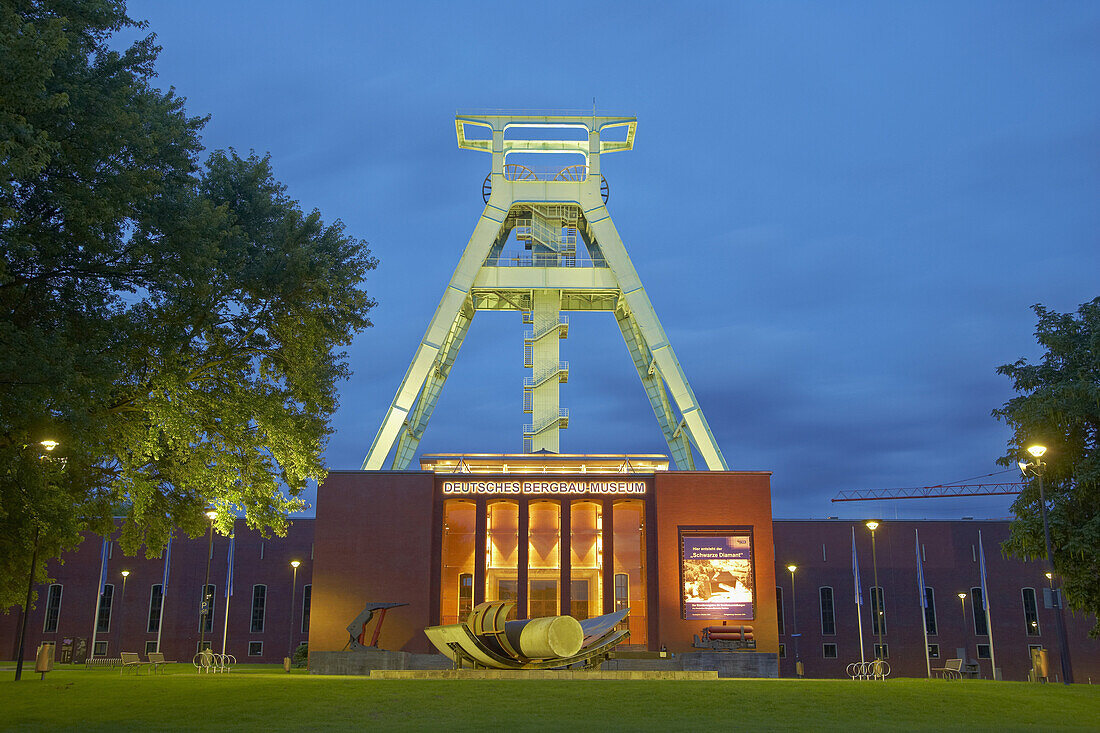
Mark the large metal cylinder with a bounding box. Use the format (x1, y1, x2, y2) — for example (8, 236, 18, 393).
(504, 616, 584, 659)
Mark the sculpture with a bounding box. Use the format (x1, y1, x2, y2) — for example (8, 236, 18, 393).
(424, 600, 630, 670)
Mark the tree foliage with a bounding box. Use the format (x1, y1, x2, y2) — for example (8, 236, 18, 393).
(1, 1, 376, 609)
(994, 297, 1100, 635)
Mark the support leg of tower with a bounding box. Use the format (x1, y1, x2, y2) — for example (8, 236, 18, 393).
(615, 307, 695, 470)
(583, 201, 728, 470)
(362, 207, 506, 470)
(391, 299, 474, 469)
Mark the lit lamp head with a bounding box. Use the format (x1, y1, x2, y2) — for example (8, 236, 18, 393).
(39, 439, 59, 451)
(205, 510, 218, 521)
(121, 570, 130, 578)
(1045, 572, 1052, 580)
(957, 592, 967, 601)
(290, 560, 301, 569)
(1027, 445, 1047, 459)
(786, 564, 797, 574)
(865, 520, 879, 532)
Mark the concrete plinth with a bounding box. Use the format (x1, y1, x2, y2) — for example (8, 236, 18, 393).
(602, 651, 778, 678)
(370, 670, 718, 680)
(309, 649, 451, 675)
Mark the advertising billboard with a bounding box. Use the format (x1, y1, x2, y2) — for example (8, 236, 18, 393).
(680, 531, 754, 620)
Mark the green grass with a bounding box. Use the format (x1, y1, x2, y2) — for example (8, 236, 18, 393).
(2, 666, 1098, 731)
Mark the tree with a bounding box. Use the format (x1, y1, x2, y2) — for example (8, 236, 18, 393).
(994, 297, 1100, 635)
(1, 1, 376, 609)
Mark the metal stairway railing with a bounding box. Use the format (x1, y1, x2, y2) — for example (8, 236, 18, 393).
(523, 361, 569, 389)
(523, 408, 570, 437)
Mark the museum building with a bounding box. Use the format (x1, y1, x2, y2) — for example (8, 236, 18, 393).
(6, 452, 1099, 682)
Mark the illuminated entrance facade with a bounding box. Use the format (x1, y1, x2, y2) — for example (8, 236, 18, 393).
(434, 454, 655, 645)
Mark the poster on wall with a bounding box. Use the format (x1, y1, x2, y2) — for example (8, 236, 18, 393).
(680, 532, 754, 620)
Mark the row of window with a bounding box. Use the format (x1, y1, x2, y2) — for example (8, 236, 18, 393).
(776, 586, 1046, 637)
(42, 584, 311, 635)
(776, 642, 1025, 660)
(91, 639, 274, 658)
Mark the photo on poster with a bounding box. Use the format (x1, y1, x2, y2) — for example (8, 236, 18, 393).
(680, 531, 754, 620)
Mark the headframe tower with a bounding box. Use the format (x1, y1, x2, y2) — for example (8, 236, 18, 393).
(363, 111, 727, 471)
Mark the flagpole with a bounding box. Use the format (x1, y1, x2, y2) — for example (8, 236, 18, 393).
(90, 539, 108, 658)
(852, 527, 865, 664)
(157, 537, 172, 654)
(979, 531, 997, 679)
(916, 529, 930, 678)
(222, 532, 235, 656)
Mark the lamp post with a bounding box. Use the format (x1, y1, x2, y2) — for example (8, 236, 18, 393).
(199, 510, 217, 654)
(119, 570, 129, 651)
(958, 592, 968, 660)
(289, 560, 301, 663)
(1019, 445, 1073, 684)
(865, 520, 883, 659)
(787, 564, 801, 678)
(14, 439, 58, 682)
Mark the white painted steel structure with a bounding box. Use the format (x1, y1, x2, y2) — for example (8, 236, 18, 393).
(363, 112, 727, 471)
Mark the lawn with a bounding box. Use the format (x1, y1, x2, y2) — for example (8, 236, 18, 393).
(2, 666, 1098, 732)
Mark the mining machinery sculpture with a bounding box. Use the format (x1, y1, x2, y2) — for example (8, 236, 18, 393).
(423, 600, 630, 670)
(364, 111, 727, 471)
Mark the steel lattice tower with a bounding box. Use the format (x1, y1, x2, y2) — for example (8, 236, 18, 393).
(363, 112, 727, 470)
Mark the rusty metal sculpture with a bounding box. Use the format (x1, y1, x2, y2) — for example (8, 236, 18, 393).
(346, 602, 409, 650)
(424, 601, 630, 670)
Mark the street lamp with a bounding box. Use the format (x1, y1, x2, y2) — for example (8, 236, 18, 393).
(14, 439, 59, 682)
(958, 592, 968, 655)
(787, 564, 801, 678)
(199, 510, 217, 654)
(1019, 445, 1073, 684)
(289, 560, 301, 664)
(865, 520, 883, 659)
(119, 570, 130, 650)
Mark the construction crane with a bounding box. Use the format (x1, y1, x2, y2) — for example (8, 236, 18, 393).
(831, 482, 1024, 503)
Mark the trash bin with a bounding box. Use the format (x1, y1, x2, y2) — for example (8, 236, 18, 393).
(36, 642, 55, 678)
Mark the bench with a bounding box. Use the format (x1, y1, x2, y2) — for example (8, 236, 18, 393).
(932, 658, 963, 679)
(148, 651, 176, 673)
(120, 652, 148, 675)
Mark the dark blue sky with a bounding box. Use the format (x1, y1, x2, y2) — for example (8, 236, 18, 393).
(122, 1, 1100, 520)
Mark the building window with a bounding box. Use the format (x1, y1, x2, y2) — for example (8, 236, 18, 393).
(923, 587, 937, 635)
(778, 643, 786, 658)
(196, 640, 212, 653)
(96, 584, 114, 633)
(485, 501, 519, 619)
(43, 585, 62, 633)
(199, 584, 215, 633)
(977, 644, 991, 659)
(301, 584, 312, 634)
(614, 574, 628, 610)
(458, 574, 473, 618)
(147, 584, 164, 633)
(823, 643, 838, 658)
(971, 587, 988, 635)
(873, 643, 889, 659)
(1022, 588, 1040, 636)
(819, 587, 835, 635)
(776, 587, 785, 636)
(570, 501, 603, 621)
(145, 640, 158, 655)
(248, 641, 263, 656)
(440, 500, 476, 625)
(870, 586, 886, 636)
(528, 501, 561, 619)
(613, 500, 647, 645)
(251, 585, 267, 633)
(93, 640, 108, 657)
(928, 644, 940, 659)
